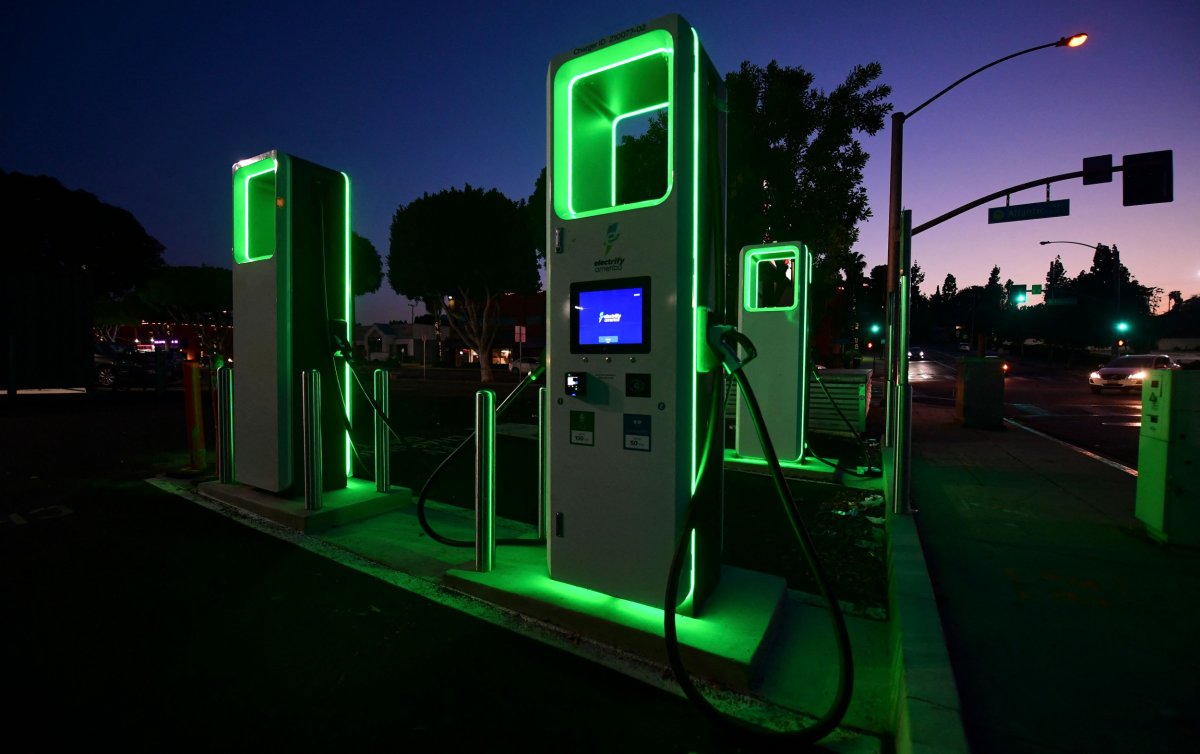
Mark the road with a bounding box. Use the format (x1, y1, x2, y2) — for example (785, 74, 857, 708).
(905, 348, 1141, 470)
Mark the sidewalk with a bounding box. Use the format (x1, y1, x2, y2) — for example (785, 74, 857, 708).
(909, 398, 1200, 754)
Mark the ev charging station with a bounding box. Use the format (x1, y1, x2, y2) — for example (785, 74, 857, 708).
(545, 14, 727, 612)
(230, 151, 352, 495)
(735, 242, 812, 463)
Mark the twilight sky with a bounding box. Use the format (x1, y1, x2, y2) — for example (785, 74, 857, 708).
(3, 1, 1196, 324)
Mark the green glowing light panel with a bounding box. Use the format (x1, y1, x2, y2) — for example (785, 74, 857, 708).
(736, 243, 812, 462)
(546, 15, 726, 613)
(231, 150, 352, 494)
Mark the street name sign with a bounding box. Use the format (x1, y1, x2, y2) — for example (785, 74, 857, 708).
(987, 199, 1070, 224)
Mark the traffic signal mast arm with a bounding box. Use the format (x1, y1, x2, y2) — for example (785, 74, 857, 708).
(911, 166, 1120, 237)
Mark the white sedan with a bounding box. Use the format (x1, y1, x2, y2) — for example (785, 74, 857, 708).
(1089, 354, 1179, 394)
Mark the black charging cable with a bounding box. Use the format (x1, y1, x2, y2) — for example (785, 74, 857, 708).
(339, 352, 546, 548)
(663, 325, 854, 743)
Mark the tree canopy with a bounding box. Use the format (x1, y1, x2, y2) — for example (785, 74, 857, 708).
(387, 185, 539, 382)
(351, 231, 383, 297)
(725, 61, 890, 266)
(724, 60, 890, 354)
(1, 169, 164, 300)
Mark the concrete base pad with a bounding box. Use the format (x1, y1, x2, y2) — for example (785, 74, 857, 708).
(446, 551, 787, 693)
(197, 478, 410, 533)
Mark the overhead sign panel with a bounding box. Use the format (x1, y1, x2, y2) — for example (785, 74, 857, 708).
(1122, 150, 1173, 206)
(988, 199, 1070, 224)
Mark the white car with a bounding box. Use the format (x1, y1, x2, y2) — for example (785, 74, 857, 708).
(1089, 354, 1180, 394)
(509, 356, 539, 375)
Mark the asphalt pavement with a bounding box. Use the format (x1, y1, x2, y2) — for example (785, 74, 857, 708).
(6, 366, 1198, 753)
(0, 389, 876, 753)
(909, 396, 1200, 754)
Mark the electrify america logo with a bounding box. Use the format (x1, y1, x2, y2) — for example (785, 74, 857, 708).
(594, 223, 625, 272)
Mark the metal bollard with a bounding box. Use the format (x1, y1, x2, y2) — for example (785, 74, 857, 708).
(182, 362, 207, 470)
(302, 369, 323, 511)
(373, 369, 390, 493)
(537, 385, 547, 541)
(215, 365, 234, 483)
(475, 389, 496, 573)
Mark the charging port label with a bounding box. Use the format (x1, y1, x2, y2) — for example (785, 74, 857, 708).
(623, 414, 651, 452)
(569, 411, 595, 446)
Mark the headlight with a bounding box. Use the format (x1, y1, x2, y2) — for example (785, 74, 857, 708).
(1131, 371, 1146, 380)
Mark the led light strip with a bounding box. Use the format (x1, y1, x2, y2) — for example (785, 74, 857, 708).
(341, 171, 353, 477)
(566, 46, 673, 216)
(235, 158, 277, 263)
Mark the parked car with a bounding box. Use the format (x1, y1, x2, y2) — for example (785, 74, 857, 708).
(93, 342, 181, 389)
(1089, 354, 1181, 393)
(958, 342, 971, 352)
(508, 356, 540, 376)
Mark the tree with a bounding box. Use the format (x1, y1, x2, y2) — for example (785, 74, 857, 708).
(941, 273, 958, 300)
(387, 185, 539, 383)
(724, 60, 891, 351)
(1045, 255, 1067, 293)
(351, 232, 383, 297)
(2, 170, 164, 301)
(526, 168, 547, 265)
(1168, 290, 1183, 311)
(909, 262, 925, 298)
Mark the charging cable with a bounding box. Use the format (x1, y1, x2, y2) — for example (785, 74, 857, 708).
(663, 325, 854, 742)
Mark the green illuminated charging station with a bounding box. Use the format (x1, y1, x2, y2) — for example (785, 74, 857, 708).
(231, 151, 352, 494)
(546, 14, 727, 612)
(736, 242, 812, 462)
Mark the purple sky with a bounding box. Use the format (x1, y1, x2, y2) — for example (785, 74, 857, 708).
(3, 1, 1196, 324)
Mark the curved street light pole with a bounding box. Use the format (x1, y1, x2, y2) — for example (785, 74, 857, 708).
(884, 34, 1087, 514)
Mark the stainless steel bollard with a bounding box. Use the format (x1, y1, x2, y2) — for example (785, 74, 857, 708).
(475, 389, 496, 573)
(215, 365, 234, 484)
(302, 369, 323, 511)
(373, 369, 390, 493)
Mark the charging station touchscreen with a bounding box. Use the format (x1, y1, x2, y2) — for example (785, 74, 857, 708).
(571, 278, 650, 353)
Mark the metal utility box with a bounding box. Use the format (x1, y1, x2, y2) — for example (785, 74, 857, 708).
(546, 14, 726, 611)
(808, 369, 872, 437)
(1136, 369, 1200, 545)
(231, 151, 352, 494)
(955, 357, 1004, 429)
(735, 243, 811, 462)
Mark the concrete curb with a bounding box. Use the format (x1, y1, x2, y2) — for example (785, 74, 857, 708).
(888, 513, 970, 754)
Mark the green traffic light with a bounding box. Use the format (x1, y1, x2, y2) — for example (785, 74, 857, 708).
(1015, 293, 1027, 303)
(870, 323, 881, 334)
(1116, 321, 1130, 332)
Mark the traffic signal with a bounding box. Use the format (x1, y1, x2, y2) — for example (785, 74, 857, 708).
(869, 323, 881, 334)
(1122, 150, 1173, 206)
(1010, 284, 1027, 304)
(1115, 320, 1130, 333)
(1115, 338, 1127, 348)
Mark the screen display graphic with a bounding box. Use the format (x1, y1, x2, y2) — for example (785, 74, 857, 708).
(578, 287, 643, 346)
(570, 276, 651, 354)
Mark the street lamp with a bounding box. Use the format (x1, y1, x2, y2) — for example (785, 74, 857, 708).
(884, 33, 1087, 514)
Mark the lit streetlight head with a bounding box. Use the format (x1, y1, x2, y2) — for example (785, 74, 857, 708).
(1057, 33, 1088, 48)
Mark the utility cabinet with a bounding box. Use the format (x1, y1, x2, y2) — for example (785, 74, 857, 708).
(1136, 369, 1200, 545)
